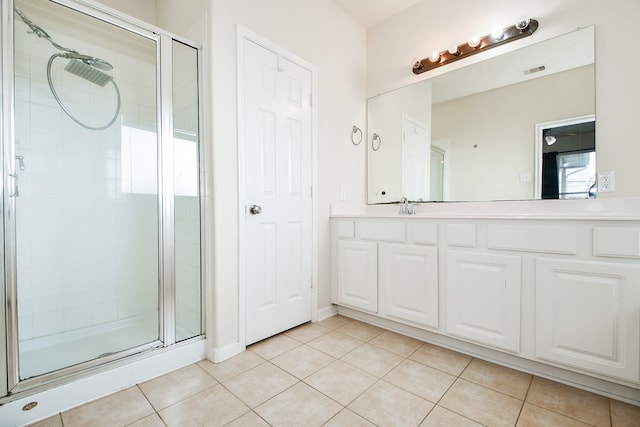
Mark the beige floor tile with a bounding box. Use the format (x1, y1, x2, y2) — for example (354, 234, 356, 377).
(128, 413, 166, 427)
(439, 379, 523, 427)
(410, 342, 472, 376)
(516, 403, 593, 427)
(284, 322, 331, 343)
(223, 362, 297, 408)
(197, 351, 264, 382)
(139, 364, 217, 410)
(461, 358, 532, 399)
(526, 377, 611, 427)
(342, 343, 404, 377)
(324, 408, 377, 427)
(308, 331, 363, 358)
(384, 359, 456, 403)
(317, 314, 353, 330)
(248, 334, 301, 359)
(369, 330, 423, 357)
(337, 320, 384, 341)
(348, 380, 434, 427)
(420, 406, 484, 427)
(304, 360, 377, 406)
(61, 386, 154, 427)
(271, 344, 335, 379)
(158, 383, 249, 426)
(27, 414, 63, 427)
(611, 399, 640, 427)
(225, 411, 271, 426)
(255, 382, 342, 427)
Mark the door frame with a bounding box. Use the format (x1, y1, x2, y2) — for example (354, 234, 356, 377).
(237, 26, 318, 350)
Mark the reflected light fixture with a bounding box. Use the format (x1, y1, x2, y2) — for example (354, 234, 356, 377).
(413, 18, 539, 75)
(545, 135, 557, 146)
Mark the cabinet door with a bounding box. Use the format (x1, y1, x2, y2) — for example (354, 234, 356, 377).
(536, 258, 640, 383)
(446, 251, 521, 352)
(337, 240, 378, 313)
(382, 244, 438, 329)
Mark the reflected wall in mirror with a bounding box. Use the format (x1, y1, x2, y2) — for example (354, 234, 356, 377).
(367, 26, 595, 204)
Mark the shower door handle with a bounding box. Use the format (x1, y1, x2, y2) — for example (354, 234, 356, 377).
(8, 173, 19, 197)
(249, 205, 262, 215)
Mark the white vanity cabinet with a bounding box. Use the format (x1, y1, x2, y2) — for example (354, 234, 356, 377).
(536, 258, 640, 383)
(332, 221, 439, 327)
(381, 244, 438, 329)
(330, 209, 640, 402)
(336, 240, 378, 313)
(446, 251, 521, 353)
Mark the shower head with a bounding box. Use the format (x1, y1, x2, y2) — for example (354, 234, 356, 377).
(56, 53, 114, 87)
(64, 58, 114, 87)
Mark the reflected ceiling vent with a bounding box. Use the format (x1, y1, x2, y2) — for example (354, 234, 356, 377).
(523, 65, 546, 75)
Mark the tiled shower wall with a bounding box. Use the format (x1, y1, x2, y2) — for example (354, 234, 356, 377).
(12, 4, 202, 343)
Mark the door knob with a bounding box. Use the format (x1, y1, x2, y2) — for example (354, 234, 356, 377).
(249, 205, 262, 215)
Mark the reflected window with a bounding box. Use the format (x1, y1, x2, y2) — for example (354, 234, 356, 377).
(557, 151, 596, 199)
(541, 119, 595, 199)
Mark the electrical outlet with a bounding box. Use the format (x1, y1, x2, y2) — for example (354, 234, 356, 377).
(597, 171, 616, 192)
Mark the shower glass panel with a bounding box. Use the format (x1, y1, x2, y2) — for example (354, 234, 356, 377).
(172, 41, 202, 342)
(13, 0, 160, 379)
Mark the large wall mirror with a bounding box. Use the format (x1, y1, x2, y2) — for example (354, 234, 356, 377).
(367, 26, 595, 204)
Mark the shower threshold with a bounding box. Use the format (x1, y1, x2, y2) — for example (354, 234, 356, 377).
(18, 314, 158, 380)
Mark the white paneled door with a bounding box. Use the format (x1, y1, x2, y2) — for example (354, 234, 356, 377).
(242, 38, 313, 345)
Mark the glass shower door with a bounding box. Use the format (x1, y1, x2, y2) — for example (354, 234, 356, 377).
(11, 0, 161, 380)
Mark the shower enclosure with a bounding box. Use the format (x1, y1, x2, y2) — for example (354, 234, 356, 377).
(1, 0, 203, 397)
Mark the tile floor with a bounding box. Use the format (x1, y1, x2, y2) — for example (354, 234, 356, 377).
(31, 315, 640, 427)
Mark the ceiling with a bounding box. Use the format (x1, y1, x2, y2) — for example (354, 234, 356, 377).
(331, 0, 423, 29)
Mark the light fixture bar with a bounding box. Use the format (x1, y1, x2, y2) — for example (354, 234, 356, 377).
(412, 19, 539, 75)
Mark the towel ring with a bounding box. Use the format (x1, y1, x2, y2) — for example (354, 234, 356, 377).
(351, 125, 363, 145)
(371, 133, 382, 151)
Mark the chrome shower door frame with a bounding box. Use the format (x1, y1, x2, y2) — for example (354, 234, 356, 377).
(1, 0, 205, 398)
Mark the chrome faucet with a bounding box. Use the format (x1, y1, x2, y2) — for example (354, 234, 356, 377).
(399, 197, 416, 215)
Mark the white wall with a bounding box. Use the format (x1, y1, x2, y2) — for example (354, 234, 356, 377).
(368, 0, 640, 198)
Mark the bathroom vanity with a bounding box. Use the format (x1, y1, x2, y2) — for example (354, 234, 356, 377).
(330, 198, 640, 403)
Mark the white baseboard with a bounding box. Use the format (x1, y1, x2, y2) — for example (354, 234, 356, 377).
(316, 304, 338, 322)
(208, 341, 244, 363)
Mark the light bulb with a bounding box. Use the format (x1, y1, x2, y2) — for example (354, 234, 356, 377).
(448, 45, 459, 55)
(428, 51, 440, 63)
(491, 27, 504, 40)
(468, 35, 481, 48)
(515, 16, 530, 30)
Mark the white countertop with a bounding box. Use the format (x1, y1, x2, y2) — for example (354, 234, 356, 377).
(330, 197, 640, 221)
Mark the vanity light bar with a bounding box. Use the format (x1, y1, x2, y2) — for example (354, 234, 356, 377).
(412, 18, 539, 75)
